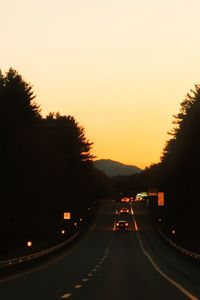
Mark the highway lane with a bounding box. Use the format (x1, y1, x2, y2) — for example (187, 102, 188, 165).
(0, 202, 200, 300)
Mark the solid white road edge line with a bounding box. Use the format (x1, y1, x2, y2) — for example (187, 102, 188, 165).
(131, 207, 198, 300)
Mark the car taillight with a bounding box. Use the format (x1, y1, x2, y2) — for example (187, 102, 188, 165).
(125, 222, 128, 226)
(116, 223, 119, 226)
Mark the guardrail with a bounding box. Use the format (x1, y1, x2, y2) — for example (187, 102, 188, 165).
(158, 230, 200, 261)
(0, 231, 80, 268)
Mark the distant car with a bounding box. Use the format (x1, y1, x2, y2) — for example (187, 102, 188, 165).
(121, 197, 130, 203)
(115, 220, 129, 231)
(120, 207, 129, 214)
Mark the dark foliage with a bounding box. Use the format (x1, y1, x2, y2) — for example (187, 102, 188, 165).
(0, 69, 110, 256)
(139, 84, 200, 248)
(110, 84, 200, 251)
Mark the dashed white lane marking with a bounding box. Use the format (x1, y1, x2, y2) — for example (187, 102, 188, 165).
(133, 219, 138, 231)
(74, 284, 82, 289)
(61, 293, 72, 299)
(131, 206, 199, 300)
(63, 238, 113, 297)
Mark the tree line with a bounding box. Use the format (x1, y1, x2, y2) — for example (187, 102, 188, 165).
(2, 67, 198, 254)
(0, 68, 110, 255)
(111, 84, 200, 248)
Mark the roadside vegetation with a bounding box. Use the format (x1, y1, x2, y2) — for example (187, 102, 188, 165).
(150, 84, 200, 251)
(0, 68, 110, 258)
(111, 84, 200, 252)
(1, 68, 199, 257)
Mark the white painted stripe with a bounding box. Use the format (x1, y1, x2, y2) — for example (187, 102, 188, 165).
(82, 278, 88, 282)
(88, 273, 93, 277)
(131, 207, 198, 300)
(74, 284, 82, 289)
(133, 219, 138, 231)
(92, 268, 97, 272)
(61, 293, 72, 298)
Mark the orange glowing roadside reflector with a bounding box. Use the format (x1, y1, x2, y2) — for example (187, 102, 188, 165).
(27, 241, 32, 247)
(158, 192, 165, 206)
(64, 212, 71, 220)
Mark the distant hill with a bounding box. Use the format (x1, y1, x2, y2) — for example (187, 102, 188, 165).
(94, 159, 142, 177)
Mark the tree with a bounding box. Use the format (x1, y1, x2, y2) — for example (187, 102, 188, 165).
(0, 68, 110, 255)
(0, 68, 41, 130)
(159, 84, 200, 234)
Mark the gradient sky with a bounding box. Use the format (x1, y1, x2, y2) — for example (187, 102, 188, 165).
(1, 0, 200, 168)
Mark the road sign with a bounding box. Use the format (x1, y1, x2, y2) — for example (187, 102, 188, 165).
(158, 192, 164, 206)
(63, 212, 71, 220)
(148, 192, 158, 196)
(148, 188, 158, 196)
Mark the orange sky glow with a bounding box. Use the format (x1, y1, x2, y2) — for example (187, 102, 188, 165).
(1, 0, 200, 168)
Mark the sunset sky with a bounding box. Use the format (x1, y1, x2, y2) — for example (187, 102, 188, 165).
(1, 0, 200, 168)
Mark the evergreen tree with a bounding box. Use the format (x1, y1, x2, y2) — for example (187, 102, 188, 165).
(0, 68, 41, 130)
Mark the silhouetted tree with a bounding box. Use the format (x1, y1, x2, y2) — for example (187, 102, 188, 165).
(0, 69, 108, 255)
(0, 68, 41, 129)
(154, 84, 200, 239)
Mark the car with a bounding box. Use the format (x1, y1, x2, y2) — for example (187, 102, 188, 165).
(121, 197, 130, 203)
(115, 220, 129, 231)
(120, 207, 129, 214)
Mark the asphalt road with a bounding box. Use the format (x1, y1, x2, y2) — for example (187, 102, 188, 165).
(0, 202, 200, 300)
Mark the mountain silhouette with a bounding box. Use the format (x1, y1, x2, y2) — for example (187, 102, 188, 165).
(94, 159, 142, 177)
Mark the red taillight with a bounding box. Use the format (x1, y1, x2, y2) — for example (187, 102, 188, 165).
(125, 222, 128, 226)
(116, 222, 119, 226)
